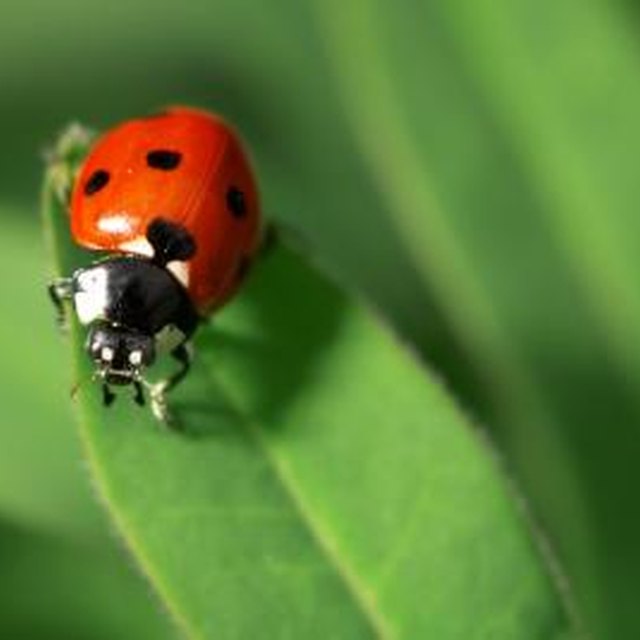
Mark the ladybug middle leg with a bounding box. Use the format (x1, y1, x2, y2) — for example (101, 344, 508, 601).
(165, 342, 193, 394)
(146, 342, 193, 424)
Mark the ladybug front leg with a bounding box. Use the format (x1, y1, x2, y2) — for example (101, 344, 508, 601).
(48, 277, 74, 331)
(102, 383, 116, 407)
(133, 381, 146, 407)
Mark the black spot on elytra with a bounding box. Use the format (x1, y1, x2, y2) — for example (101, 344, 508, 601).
(84, 169, 110, 195)
(146, 218, 196, 266)
(146, 149, 182, 170)
(226, 186, 247, 218)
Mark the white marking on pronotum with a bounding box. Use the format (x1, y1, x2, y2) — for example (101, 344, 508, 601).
(167, 261, 190, 287)
(74, 267, 110, 325)
(119, 237, 190, 287)
(101, 347, 114, 362)
(119, 237, 154, 257)
(97, 214, 133, 235)
(129, 350, 143, 366)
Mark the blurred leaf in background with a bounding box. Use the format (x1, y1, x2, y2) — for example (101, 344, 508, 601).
(0, 0, 638, 638)
(0, 520, 172, 640)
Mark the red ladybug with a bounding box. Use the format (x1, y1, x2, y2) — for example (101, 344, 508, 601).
(49, 107, 261, 420)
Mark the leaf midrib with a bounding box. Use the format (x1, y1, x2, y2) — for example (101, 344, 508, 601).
(201, 364, 395, 640)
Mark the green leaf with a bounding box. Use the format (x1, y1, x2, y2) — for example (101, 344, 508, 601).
(436, 0, 640, 378)
(42, 130, 574, 638)
(0, 519, 173, 640)
(309, 3, 640, 639)
(0, 211, 104, 536)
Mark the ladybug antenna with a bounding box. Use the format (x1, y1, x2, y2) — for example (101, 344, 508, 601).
(146, 218, 196, 267)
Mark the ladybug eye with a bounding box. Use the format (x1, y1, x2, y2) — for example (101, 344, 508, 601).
(146, 149, 182, 170)
(226, 186, 246, 218)
(84, 169, 110, 196)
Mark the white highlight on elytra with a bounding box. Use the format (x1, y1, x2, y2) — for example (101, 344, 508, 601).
(74, 267, 109, 325)
(97, 214, 133, 235)
(119, 237, 154, 257)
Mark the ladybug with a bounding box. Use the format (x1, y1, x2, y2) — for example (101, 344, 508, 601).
(49, 107, 261, 421)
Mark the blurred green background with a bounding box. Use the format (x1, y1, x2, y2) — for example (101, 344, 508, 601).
(1, 0, 639, 638)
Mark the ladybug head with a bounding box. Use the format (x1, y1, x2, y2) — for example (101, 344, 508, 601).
(87, 322, 156, 385)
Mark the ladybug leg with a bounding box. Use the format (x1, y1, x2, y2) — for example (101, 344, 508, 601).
(102, 383, 116, 407)
(259, 222, 310, 258)
(260, 223, 279, 256)
(165, 342, 192, 393)
(133, 381, 146, 407)
(147, 385, 170, 424)
(48, 277, 74, 331)
(146, 342, 192, 426)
